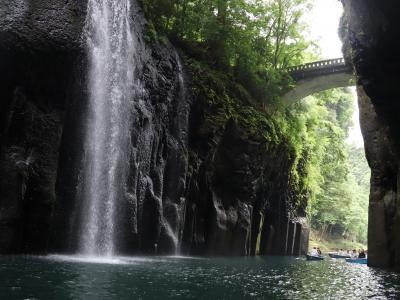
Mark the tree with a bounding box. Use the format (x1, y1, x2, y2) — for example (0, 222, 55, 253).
(143, 0, 313, 102)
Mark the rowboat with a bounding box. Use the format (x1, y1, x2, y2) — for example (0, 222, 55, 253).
(328, 253, 350, 259)
(306, 255, 324, 261)
(345, 258, 368, 264)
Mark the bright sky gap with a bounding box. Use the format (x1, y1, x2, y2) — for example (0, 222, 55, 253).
(305, 0, 364, 146)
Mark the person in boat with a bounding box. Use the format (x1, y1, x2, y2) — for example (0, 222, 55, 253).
(317, 248, 322, 256)
(350, 249, 357, 258)
(310, 247, 319, 256)
(358, 249, 366, 258)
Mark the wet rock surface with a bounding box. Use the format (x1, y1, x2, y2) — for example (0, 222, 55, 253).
(0, 0, 87, 51)
(0, 1, 308, 256)
(341, 0, 400, 269)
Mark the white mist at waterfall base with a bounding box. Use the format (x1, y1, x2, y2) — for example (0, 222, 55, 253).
(163, 220, 179, 255)
(78, 0, 135, 257)
(44, 255, 202, 266)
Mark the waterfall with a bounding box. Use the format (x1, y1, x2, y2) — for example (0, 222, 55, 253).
(79, 0, 135, 257)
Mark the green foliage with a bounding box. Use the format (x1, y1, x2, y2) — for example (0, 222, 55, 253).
(187, 58, 281, 143)
(344, 144, 370, 242)
(309, 231, 367, 252)
(143, 0, 313, 103)
(306, 89, 370, 244)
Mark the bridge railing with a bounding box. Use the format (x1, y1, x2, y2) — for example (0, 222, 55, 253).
(287, 58, 346, 73)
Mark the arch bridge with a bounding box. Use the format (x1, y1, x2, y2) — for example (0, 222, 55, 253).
(282, 58, 354, 104)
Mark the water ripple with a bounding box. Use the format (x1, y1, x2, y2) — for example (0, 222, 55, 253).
(0, 256, 399, 299)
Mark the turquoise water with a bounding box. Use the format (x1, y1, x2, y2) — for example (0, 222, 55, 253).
(0, 255, 399, 299)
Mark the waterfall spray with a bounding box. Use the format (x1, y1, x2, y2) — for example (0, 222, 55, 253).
(79, 0, 135, 257)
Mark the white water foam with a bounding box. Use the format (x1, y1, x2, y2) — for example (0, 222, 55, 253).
(45, 255, 159, 265)
(79, 0, 135, 256)
(44, 255, 202, 266)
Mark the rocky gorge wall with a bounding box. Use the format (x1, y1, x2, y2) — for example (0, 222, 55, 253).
(0, 0, 308, 256)
(341, 0, 400, 269)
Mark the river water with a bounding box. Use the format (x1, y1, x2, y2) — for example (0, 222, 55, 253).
(0, 255, 399, 299)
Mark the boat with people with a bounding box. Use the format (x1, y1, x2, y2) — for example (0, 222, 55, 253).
(328, 248, 367, 264)
(345, 258, 367, 264)
(306, 247, 324, 261)
(328, 253, 350, 259)
(306, 254, 324, 261)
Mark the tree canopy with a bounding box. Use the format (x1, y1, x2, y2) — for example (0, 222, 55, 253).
(144, 0, 313, 102)
(303, 89, 369, 243)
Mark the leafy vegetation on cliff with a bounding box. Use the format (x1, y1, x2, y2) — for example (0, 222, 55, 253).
(143, 0, 313, 103)
(305, 90, 369, 244)
(143, 0, 369, 244)
(309, 145, 369, 249)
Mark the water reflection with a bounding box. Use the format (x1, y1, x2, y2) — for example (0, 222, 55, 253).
(0, 255, 399, 299)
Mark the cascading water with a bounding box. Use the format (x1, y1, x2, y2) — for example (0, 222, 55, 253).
(79, 0, 135, 257)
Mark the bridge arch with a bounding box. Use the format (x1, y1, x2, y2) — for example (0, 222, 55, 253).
(282, 58, 354, 104)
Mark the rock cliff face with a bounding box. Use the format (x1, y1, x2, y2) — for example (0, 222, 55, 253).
(0, 0, 308, 256)
(0, 0, 87, 253)
(341, 0, 400, 269)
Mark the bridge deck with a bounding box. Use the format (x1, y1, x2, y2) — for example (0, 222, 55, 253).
(287, 58, 352, 81)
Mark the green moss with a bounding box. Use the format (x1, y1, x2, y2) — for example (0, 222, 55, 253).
(185, 56, 311, 211)
(187, 57, 283, 144)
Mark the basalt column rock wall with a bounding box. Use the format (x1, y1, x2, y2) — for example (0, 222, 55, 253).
(341, 0, 400, 269)
(0, 0, 308, 256)
(0, 0, 87, 253)
(0, 0, 194, 255)
(181, 116, 309, 256)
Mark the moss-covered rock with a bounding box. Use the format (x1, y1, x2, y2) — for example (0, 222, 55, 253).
(180, 56, 310, 255)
